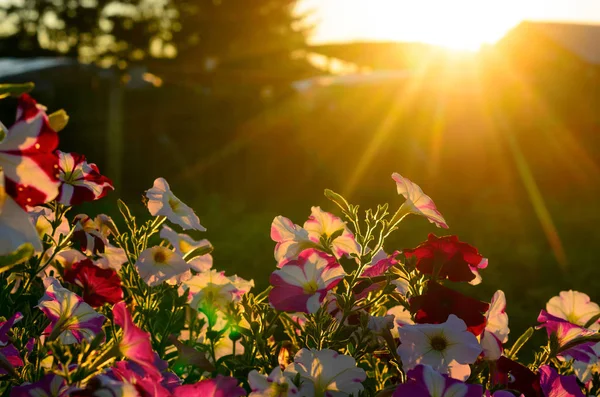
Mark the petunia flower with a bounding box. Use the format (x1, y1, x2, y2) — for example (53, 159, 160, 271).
(492, 356, 542, 397)
(304, 206, 360, 259)
(410, 281, 490, 336)
(160, 225, 213, 271)
(0, 186, 42, 255)
(29, 206, 70, 242)
(248, 367, 299, 397)
(397, 314, 482, 380)
(112, 301, 161, 380)
(72, 214, 108, 255)
(269, 249, 346, 314)
(184, 269, 245, 312)
(284, 348, 366, 396)
(1, 94, 60, 209)
(391, 172, 448, 229)
(271, 215, 317, 264)
(404, 234, 487, 285)
(392, 364, 483, 397)
(387, 305, 415, 331)
(537, 310, 599, 363)
(480, 290, 510, 361)
(95, 244, 128, 272)
(546, 290, 600, 330)
(145, 177, 206, 231)
(539, 365, 584, 397)
(105, 358, 178, 396)
(0, 312, 24, 376)
(172, 375, 245, 397)
(55, 151, 114, 206)
(135, 246, 189, 287)
(37, 278, 105, 344)
(354, 249, 400, 299)
(71, 374, 138, 397)
(10, 373, 68, 397)
(572, 342, 600, 387)
(63, 258, 123, 307)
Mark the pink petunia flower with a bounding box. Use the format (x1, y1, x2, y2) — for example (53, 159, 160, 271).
(55, 151, 113, 206)
(392, 364, 483, 397)
(397, 314, 482, 380)
(172, 375, 245, 397)
(546, 290, 600, 330)
(10, 373, 68, 397)
(146, 178, 206, 231)
(248, 367, 299, 397)
(537, 310, 599, 363)
(271, 208, 360, 264)
(480, 290, 510, 361)
(63, 259, 123, 307)
(1, 94, 60, 210)
(539, 365, 585, 397)
(304, 206, 360, 259)
(37, 278, 105, 344)
(391, 173, 448, 229)
(134, 246, 189, 287)
(112, 301, 161, 380)
(283, 348, 366, 396)
(269, 249, 346, 314)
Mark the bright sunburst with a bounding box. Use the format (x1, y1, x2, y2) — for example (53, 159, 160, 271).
(300, 0, 530, 50)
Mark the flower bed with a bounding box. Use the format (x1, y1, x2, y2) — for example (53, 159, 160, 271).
(0, 87, 599, 396)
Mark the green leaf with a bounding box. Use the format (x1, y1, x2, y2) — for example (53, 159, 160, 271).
(0, 243, 35, 274)
(584, 313, 600, 329)
(0, 82, 35, 99)
(506, 327, 534, 360)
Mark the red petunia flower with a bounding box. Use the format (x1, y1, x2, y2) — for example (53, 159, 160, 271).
(492, 356, 542, 397)
(1, 94, 60, 209)
(410, 281, 490, 336)
(63, 259, 123, 307)
(404, 234, 487, 284)
(56, 151, 114, 206)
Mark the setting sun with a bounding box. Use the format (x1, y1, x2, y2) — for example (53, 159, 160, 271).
(299, 0, 600, 50)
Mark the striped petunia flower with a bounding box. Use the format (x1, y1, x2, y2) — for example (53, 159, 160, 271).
(269, 249, 346, 314)
(55, 151, 114, 206)
(0, 94, 60, 209)
(37, 278, 105, 344)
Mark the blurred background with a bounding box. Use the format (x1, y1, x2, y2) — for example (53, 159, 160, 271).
(1, 0, 600, 338)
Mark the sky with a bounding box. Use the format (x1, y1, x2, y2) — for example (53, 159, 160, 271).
(298, 0, 600, 50)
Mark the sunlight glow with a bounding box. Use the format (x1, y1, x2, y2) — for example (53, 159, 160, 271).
(299, 0, 600, 50)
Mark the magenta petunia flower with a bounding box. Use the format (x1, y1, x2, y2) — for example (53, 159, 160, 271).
(392, 364, 483, 397)
(539, 365, 584, 397)
(55, 151, 113, 206)
(392, 173, 448, 229)
(1, 94, 60, 210)
(63, 259, 123, 307)
(0, 312, 24, 376)
(10, 373, 68, 397)
(172, 375, 245, 397)
(37, 278, 105, 344)
(112, 301, 161, 380)
(537, 310, 598, 363)
(269, 249, 346, 314)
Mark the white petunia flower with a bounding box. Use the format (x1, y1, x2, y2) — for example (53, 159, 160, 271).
(248, 367, 299, 397)
(284, 348, 366, 396)
(397, 314, 482, 380)
(134, 246, 189, 287)
(146, 177, 206, 231)
(481, 290, 510, 361)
